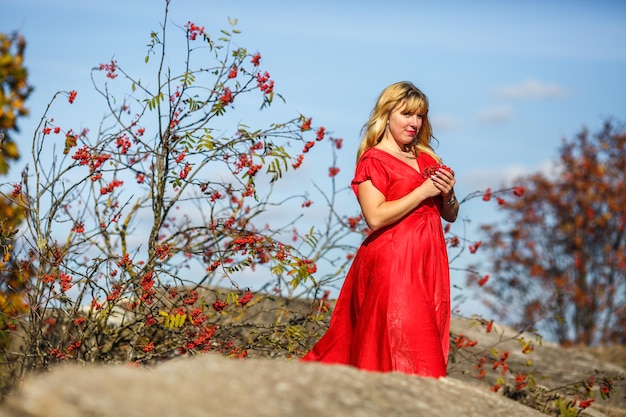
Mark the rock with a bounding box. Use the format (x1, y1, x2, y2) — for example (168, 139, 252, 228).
(449, 317, 626, 416)
(1, 353, 547, 417)
(1, 316, 624, 417)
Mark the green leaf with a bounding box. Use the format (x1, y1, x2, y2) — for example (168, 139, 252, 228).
(197, 139, 215, 152)
(182, 71, 195, 87)
(185, 97, 199, 112)
(271, 264, 285, 276)
(144, 92, 164, 111)
(302, 227, 319, 248)
(266, 159, 283, 183)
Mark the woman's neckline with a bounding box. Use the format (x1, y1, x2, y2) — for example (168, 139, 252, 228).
(369, 147, 421, 173)
(372, 144, 416, 159)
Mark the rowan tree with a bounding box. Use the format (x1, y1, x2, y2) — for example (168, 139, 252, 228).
(473, 119, 626, 345)
(0, 1, 361, 395)
(0, 31, 31, 323)
(0, 31, 31, 173)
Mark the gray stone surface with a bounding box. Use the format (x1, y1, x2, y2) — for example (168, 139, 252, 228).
(1, 316, 624, 417)
(1, 353, 547, 417)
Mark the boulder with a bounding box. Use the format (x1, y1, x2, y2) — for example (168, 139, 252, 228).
(1, 353, 547, 417)
(1, 316, 624, 417)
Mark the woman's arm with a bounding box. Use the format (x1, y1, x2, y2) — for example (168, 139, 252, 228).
(440, 192, 459, 223)
(357, 178, 441, 231)
(430, 166, 459, 223)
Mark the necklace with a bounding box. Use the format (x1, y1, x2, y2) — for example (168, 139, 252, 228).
(393, 149, 416, 159)
(376, 141, 417, 159)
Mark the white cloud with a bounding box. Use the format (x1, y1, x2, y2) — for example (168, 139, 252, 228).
(477, 105, 514, 124)
(462, 159, 561, 196)
(431, 114, 461, 131)
(493, 79, 568, 100)
(464, 162, 545, 192)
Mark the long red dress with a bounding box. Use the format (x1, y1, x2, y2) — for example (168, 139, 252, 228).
(302, 147, 451, 377)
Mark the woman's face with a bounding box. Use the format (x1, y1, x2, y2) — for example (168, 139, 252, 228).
(387, 105, 423, 146)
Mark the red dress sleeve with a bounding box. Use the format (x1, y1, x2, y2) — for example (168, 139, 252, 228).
(351, 152, 390, 198)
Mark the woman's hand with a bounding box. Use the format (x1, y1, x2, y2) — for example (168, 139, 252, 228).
(429, 167, 459, 222)
(430, 167, 456, 197)
(419, 177, 443, 198)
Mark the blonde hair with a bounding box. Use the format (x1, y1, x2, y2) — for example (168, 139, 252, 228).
(357, 81, 440, 163)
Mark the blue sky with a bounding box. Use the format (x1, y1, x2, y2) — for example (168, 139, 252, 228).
(4, 0, 625, 192)
(2, 0, 626, 316)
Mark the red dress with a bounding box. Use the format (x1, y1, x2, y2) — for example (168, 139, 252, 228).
(302, 147, 450, 377)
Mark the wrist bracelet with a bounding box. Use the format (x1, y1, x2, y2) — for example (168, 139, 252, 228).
(445, 196, 456, 206)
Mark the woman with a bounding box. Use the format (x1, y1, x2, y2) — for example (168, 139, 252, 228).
(302, 81, 458, 378)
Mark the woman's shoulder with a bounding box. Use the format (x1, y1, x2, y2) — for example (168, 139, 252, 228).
(355, 148, 391, 173)
(352, 148, 391, 196)
(359, 147, 386, 163)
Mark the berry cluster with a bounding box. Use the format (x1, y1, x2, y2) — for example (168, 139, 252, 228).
(422, 164, 454, 179)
